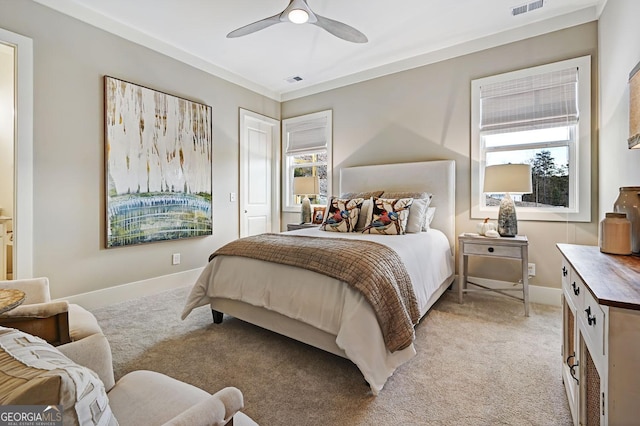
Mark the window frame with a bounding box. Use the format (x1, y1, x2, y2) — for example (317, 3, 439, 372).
(282, 110, 332, 213)
(470, 55, 591, 222)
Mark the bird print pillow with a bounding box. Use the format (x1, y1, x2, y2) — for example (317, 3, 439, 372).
(362, 197, 413, 235)
(321, 197, 364, 232)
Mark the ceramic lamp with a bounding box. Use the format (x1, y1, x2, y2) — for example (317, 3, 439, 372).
(483, 164, 532, 237)
(293, 176, 319, 224)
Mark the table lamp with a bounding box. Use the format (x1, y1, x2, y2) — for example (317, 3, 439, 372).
(293, 176, 319, 224)
(483, 163, 532, 237)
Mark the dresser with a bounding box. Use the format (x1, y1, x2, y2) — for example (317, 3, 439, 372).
(557, 244, 640, 425)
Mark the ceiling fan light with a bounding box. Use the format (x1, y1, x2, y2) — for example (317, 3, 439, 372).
(288, 9, 309, 24)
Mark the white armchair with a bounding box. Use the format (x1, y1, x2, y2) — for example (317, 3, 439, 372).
(0, 278, 259, 425)
(0, 277, 102, 345)
(0, 327, 257, 426)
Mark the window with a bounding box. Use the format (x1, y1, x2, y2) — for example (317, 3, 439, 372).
(471, 56, 591, 222)
(282, 110, 332, 212)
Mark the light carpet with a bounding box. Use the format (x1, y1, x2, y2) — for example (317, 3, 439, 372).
(92, 287, 571, 425)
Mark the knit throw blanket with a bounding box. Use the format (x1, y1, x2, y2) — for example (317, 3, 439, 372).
(210, 233, 420, 352)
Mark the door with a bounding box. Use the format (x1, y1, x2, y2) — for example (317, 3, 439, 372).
(239, 109, 280, 237)
(0, 28, 33, 279)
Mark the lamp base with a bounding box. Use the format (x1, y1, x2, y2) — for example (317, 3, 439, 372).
(497, 193, 518, 237)
(300, 196, 312, 224)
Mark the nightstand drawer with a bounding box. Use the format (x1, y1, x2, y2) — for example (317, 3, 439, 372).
(463, 242, 522, 259)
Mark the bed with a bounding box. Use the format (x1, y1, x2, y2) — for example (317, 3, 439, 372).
(182, 160, 456, 394)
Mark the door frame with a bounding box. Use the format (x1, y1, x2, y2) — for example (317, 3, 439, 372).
(0, 28, 33, 279)
(239, 109, 280, 237)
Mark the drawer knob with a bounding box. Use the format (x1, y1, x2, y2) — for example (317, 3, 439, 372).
(487, 247, 494, 253)
(562, 266, 568, 277)
(571, 282, 580, 296)
(585, 306, 597, 326)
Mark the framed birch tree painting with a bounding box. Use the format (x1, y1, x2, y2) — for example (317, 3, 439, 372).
(104, 76, 213, 247)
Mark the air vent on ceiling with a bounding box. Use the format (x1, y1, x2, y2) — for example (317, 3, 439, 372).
(512, 0, 544, 16)
(286, 76, 304, 84)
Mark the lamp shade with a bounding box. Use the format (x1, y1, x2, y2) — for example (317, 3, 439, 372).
(483, 164, 532, 194)
(293, 176, 319, 195)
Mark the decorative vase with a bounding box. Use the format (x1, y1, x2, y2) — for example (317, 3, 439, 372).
(497, 193, 518, 237)
(613, 186, 640, 255)
(300, 196, 312, 224)
(600, 212, 632, 255)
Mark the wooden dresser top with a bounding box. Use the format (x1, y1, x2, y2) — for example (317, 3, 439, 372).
(557, 244, 640, 311)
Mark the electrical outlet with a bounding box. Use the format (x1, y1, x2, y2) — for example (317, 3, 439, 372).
(172, 253, 181, 265)
(528, 263, 536, 276)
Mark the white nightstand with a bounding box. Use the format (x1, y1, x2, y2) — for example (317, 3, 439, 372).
(458, 233, 529, 316)
(286, 223, 319, 231)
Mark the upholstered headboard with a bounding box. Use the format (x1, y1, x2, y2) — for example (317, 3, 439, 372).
(339, 160, 456, 250)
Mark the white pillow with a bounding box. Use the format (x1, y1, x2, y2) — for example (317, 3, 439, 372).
(404, 198, 430, 233)
(423, 207, 436, 231)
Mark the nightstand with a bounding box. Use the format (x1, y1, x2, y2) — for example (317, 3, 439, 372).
(458, 233, 529, 316)
(286, 223, 319, 231)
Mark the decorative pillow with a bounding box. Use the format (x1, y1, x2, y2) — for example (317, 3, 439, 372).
(0, 327, 117, 426)
(423, 207, 436, 231)
(381, 192, 432, 233)
(321, 197, 364, 232)
(362, 197, 413, 235)
(340, 191, 384, 231)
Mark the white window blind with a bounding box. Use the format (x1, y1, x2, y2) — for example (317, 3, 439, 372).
(479, 67, 579, 134)
(285, 117, 328, 154)
(282, 110, 332, 212)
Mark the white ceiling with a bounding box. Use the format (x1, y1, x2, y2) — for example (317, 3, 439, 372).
(36, 0, 606, 101)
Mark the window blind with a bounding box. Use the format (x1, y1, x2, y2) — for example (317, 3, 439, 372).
(285, 116, 328, 154)
(479, 67, 579, 134)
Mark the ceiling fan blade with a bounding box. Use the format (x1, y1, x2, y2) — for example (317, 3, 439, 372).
(227, 14, 283, 38)
(312, 14, 368, 43)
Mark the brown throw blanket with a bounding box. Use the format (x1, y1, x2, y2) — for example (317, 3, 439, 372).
(209, 233, 420, 352)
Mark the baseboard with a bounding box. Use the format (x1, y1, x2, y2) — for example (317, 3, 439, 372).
(63, 268, 204, 311)
(458, 276, 561, 307)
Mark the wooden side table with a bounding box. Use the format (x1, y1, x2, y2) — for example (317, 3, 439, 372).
(458, 234, 529, 316)
(0, 288, 25, 314)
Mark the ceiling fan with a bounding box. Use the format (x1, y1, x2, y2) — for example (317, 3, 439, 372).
(226, 0, 368, 44)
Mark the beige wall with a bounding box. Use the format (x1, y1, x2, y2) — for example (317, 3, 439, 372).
(0, 1, 279, 298)
(1, 0, 619, 298)
(282, 23, 599, 289)
(599, 0, 640, 219)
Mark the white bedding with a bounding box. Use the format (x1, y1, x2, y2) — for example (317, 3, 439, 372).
(182, 227, 454, 394)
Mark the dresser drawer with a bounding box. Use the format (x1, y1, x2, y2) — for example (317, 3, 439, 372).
(561, 257, 571, 288)
(580, 288, 605, 360)
(463, 242, 522, 259)
(562, 266, 584, 311)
